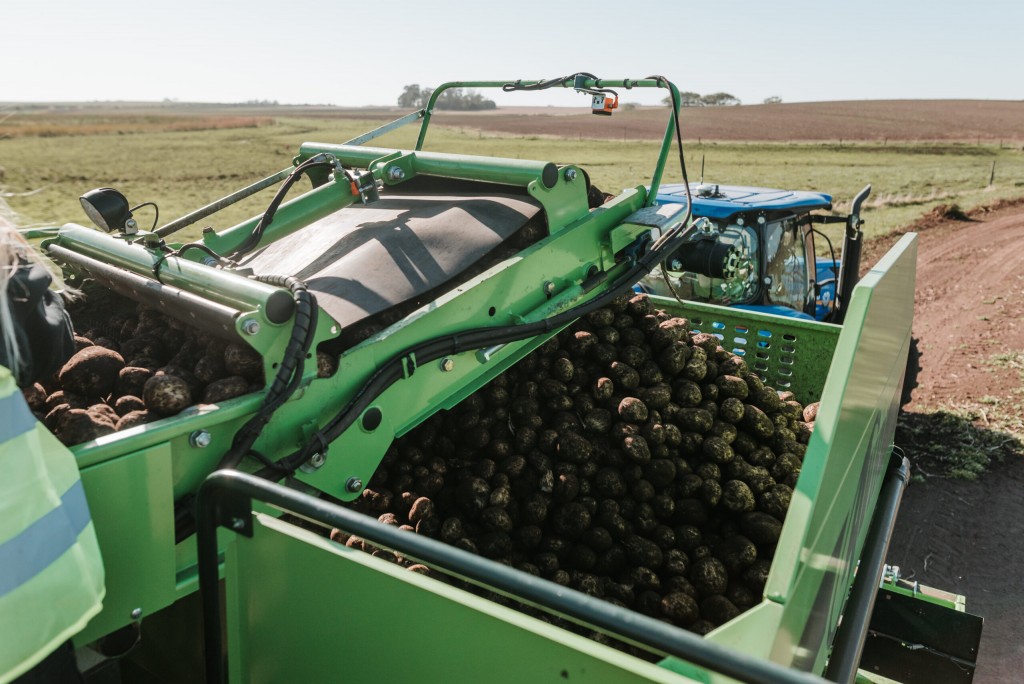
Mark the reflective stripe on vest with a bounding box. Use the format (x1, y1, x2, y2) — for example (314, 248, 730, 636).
(0, 366, 105, 683)
(0, 390, 36, 443)
(0, 479, 91, 598)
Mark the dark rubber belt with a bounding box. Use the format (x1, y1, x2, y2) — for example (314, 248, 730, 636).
(242, 190, 542, 329)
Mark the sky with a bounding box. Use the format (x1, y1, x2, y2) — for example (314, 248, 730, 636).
(2, 0, 1022, 107)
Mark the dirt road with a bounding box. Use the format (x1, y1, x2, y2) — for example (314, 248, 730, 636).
(871, 201, 1024, 683)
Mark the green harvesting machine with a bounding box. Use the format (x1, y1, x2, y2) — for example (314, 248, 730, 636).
(28, 75, 980, 683)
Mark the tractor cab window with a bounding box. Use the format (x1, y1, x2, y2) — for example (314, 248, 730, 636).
(668, 223, 760, 306)
(764, 218, 810, 311)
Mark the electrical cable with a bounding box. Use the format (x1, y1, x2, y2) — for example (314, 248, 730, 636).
(129, 201, 159, 232)
(215, 274, 319, 471)
(502, 72, 618, 99)
(644, 74, 696, 309)
(228, 155, 336, 259)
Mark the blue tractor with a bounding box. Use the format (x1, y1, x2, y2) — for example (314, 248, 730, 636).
(637, 182, 872, 323)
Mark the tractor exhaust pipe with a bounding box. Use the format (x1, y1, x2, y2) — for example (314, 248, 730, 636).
(834, 185, 871, 324)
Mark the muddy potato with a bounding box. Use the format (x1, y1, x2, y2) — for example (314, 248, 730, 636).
(689, 333, 720, 355)
(621, 434, 651, 464)
(721, 480, 756, 514)
(701, 594, 741, 626)
(741, 404, 775, 439)
(44, 404, 73, 432)
(671, 377, 703, 407)
(657, 342, 691, 375)
(45, 390, 90, 412)
(115, 366, 155, 398)
(802, 402, 820, 422)
(771, 452, 803, 483)
(223, 343, 262, 380)
(314, 350, 339, 379)
(202, 376, 250, 403)
(715, 375, 749, 400)
(689, 556, 729, 597)
(125, 356, 163, 372)
(142, 374, 192, 416)
(58, 346, 126, 397)
(113, 395, 145, 416)
(88, 403, 118, 426)
(586, 307, 615, 327)
(193, 354, 228, 384)
(740, 511, 783, 545)
(675, 407, 714, 433)
(753, 387, 784, 413)
(701, 436, 735, 464)
(650, 317, 689, 349)
(56, 408, 115, 445)
(609, 361, 640, 390)
(759, 484, 793, 520)
(113, 409, 151, 431)
(22, 383, 47, 411)
(715, 535, 757, 575)
(617, 397, 649, 423)
(557, 430, 593, 464)
(592, 376, 615, 401)
(681, 355, 708, 382)
(567, 330, 598, 356)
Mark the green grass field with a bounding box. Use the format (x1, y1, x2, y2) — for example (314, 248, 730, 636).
(3, 114, 1023, 246)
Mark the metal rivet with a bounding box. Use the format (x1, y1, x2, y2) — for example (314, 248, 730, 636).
(242, 319, 261, 335)
(440, 358, 454, 372)
(543, 281, 555, 296)
(189, 430, 212, 448)
(130, 608, 142, 620)
(564, 168, 577, 182)
(231, 517, 246, 531)
(345, 477, 363, 493)
(387, 166, 405, 181)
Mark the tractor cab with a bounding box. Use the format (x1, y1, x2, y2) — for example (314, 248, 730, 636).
(638, 183, 854, 322)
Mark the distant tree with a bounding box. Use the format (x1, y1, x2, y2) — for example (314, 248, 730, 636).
(661, 91, 703, 107)
(680, 91, 703, 107)
(398, 85, 494, 110)
(622, 102, 639, 111)
(763, 96, 783, 105)
(701, 92, 741, 106)
(397, 84, 423, 108)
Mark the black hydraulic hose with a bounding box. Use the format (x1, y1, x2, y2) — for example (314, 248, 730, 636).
(215, 275, 318, 471)
(264, 219, 696, 477)
(824, 455, 911, 682)
(229, 157, 336, 259)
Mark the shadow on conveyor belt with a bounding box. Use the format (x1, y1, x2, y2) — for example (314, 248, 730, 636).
(241, 176, 555, 354)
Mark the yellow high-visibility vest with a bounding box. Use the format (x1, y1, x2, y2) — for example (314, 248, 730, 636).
(0, 365, 105, 683)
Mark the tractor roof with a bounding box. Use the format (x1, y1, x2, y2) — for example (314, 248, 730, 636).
(656, 183, 833, 220)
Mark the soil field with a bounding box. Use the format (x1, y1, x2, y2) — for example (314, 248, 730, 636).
(396, 100, 1024, 143)
(5, 99, 1024, 143)
(864, 200, 1024, 683)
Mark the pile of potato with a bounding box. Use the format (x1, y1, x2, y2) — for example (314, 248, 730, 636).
(337, 292, 819, 637)
(21, 303, 269, 446)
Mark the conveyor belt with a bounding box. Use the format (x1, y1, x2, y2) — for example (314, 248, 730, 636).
(241, 186, 543, 331)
